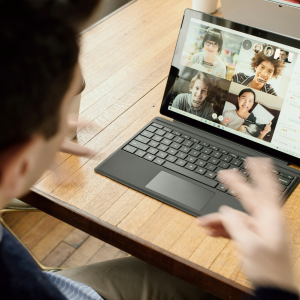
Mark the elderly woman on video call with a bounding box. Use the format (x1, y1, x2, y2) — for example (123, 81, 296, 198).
(232, 47, 285, 96)
(184, 27, 226, 79)
(221, 88, 272, 140)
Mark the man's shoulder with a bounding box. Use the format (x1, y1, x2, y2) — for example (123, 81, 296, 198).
(174, 93, 190, 101)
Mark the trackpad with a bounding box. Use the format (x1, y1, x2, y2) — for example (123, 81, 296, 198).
(146, 171, 214, 211)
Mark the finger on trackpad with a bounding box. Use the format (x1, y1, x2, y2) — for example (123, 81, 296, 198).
(145, 171, 215, 211)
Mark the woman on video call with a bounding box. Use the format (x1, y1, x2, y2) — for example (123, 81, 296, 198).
(184, 27, 226, 79)
(221, 88, 271, 140)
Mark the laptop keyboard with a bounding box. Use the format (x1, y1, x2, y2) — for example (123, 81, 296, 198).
(123, 122, 294, 197)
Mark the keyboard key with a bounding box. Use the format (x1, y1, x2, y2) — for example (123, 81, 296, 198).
(175, 159, 187, 167)
(157, 144, 168, 151)
(231, 159, 242, 167)
(186, 156, 197, 163)
(240, 169, 248, 177)
(166, 155, 177, 163)
(161, 138, 172, 146)
(141, 130, 154, 138)
(172, 130, 181, 136)
(205, 163, 216, 172)
(191, 138, 200, 143)
(167, 148, 178, 155)
(152, 122, 163, 128)
(176, 152, 187, 159)
(278, 177, 291, 186)
(195, 167, 206, 175)
(156, 129, 166, 136)
(217, 183, 227, 192)
(185, 163, 196, 171)
(209, 145, 219, 151)
(147, 126, 157, 133)
(229, 153, 239, 159)
(199, 153, 209, 161)
(134, 150, 146, 157)
(272, 169, 279, 175)
(212, 151, 222, 158)
(240, 156, 246, 162)
(219, 149, 228, 154)
(221, 155, 232, 163)
(148, 140, 159, 148)
(163, 162, 218, 188)
(192, 144, 203, 151)
(215, 167, 224, 173)
(170, 142, 181, 150)
(144, 154, 155, 161)
(129, 140, 149, 151)
(195, 159, 207, 167)
(279, 172, 294, 180)
(152, 135, 163, 142)
(201, 147, 212, 155)
(157, 151, 168, 159)
(208, 158, 220, 165)
(173, 136, 184, 143)
(165, 133, 175, 139)
(163, 127, 172, 132)
(218, 161, 230, 169)
(205, 171, 216, 179)
(179, 146, 191, 153)
(182, 140, 193, 147)
(123, 145, 137, 153)
(153, 158, 165, 165)
(200, 141, 210, 147)
(182, 134, 190, 140)
(135, 135, 150, 144)
(189, 150, 200, 157)
(227, 188, 237, 196)
(147, 147, 158, 155)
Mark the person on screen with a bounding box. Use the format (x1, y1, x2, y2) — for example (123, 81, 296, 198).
(265, 47, 272, 57)
(278, 50, 291, 63)
(172, 73, 214, 121)
(232, 50, 285, 96)
(184, 28, 226, 79)
(221, 88, 271, 140)
(221, 88, 256, 130)
(254, 44, 262, 53)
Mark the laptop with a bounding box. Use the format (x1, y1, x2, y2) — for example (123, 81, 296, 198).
(95, 9, 300, 217)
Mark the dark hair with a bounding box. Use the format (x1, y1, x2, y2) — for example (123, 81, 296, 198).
(0, 0, 100, 153)
(266, 47, 272, 50)
(251, 49, 285, 79)
(202, 27, 223, 54)
(236, 88, 256, 113)
(280, 50, 289, 56)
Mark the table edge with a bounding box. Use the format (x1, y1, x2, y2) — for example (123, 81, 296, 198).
(20, 187, 254, 300)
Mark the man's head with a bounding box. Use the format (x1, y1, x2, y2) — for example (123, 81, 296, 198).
(0, 0, 100, 202)
(251, 50, 285, 84)
(279, 50, 289, 61)
(189, 73, 212, 108)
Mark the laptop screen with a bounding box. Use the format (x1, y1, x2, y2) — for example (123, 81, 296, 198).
(161, 9, 300, 163)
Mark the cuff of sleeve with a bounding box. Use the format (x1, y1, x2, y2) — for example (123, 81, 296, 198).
(255, 287, 299, 300)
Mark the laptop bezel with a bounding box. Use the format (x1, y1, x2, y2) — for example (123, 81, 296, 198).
(160, 8, 300, 166)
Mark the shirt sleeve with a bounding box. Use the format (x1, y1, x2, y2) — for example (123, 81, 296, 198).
(255, 287, 299, 300)
(205, 104, 215, 122)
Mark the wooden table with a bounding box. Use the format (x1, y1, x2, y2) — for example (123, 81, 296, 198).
(21, 0, 300, 299)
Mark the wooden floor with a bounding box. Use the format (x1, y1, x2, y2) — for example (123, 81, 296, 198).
(3, 211, 128, 268)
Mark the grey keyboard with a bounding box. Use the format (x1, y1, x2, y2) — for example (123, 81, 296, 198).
(123, 122, 294, 197)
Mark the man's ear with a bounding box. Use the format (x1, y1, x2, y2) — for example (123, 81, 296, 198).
(0, 138, 41, 199)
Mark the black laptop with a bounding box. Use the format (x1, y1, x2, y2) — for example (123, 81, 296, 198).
(95, 9, 300, 216)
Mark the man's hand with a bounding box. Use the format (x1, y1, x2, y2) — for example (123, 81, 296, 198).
(197, 158, 296, 292)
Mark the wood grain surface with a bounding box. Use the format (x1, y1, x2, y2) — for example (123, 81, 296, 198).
(20, 0, 300, 299)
